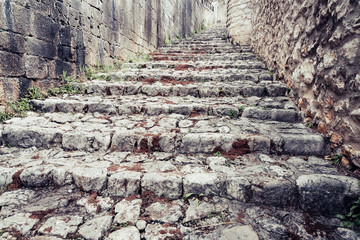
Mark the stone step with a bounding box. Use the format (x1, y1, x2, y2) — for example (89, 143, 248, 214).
(158, 45, 247, 51)
(29, 94, 298, 122)
(0, 148, 341, 206)
(1, 148, 354, 239)
(151, 52, 258, 61)
(120, 60, 267, 70)
(105, 69, 272, 83)
(77, 80, 288, 98)
(1, 113, 325, 156)
(160, 43, 239, 48)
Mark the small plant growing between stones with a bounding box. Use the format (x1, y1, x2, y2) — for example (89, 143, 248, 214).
(0, 112, 12, 123)
(214, 151, 222, 157)
(184, 193, 205, 206)
(305, 122, 313, 128)
(228, 109, 238, 119)
(238, 105, 246, 113)
(331, 154, 343, 164)
(336, 182, 360, 228)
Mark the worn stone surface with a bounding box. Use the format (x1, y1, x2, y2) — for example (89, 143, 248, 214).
(38, 216, 83, 238)
(78, 215, 113, 240)
(114, 199, 142, 223)
(107, 226, 140, 240)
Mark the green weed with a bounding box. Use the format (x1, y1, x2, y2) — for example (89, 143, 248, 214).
(238, 105, 246, 112)
(337, 187, 360, 228)
(332, 154, 343, 164)
(228, 109, 238, 119)
(214, 151, 222, 157)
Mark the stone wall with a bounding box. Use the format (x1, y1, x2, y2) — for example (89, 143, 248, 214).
(0, 0, 213, 103)
(226, 0, 251, 45)
(227, 0, 360, 165)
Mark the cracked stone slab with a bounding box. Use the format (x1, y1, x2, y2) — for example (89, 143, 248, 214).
(106, 226, 140, 240)
(0, 213, 40, 236)
(78, 215, 113, 240)
(38, 216, 84, 238)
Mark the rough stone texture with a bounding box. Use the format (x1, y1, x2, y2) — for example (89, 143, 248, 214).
(107, 226, 140, 240)
(71, 168, 107, 192)
(219, 225, 259, 240)
(227, 0, 360, 165)
(296, 174, 360, 214)
(0, 213, 39, 236)
(114, 199, 142, 224)
(142, 172, 183, 199)
(107, 171, 141, 197)
(38, 216, 84, 238)
(78, 215, 113, 240)
(0, 0, 216, 104)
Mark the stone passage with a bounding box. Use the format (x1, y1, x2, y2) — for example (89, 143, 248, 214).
(1, 26, 359, 239)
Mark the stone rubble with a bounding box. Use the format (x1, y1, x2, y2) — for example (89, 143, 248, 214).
(0, 26, 360, 239)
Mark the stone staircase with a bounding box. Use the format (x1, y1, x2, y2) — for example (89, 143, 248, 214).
(0, 26, 359, 240)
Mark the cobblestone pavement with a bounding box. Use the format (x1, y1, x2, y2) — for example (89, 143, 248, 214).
(1, 26, 360, 240)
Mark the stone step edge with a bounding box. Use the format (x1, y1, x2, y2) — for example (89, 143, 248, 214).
(79, 80, 286, 97)
(0, 127, 327, 156)
(29, 100, 299, 123)
(1, 166, 358, 215)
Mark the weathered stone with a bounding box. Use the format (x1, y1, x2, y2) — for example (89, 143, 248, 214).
(144, 224, 180, 240)
(71, 167, 107, 192)
(107, 226, 140, 240)
(77, 196, 114, 215)
(184, 173, 224, 197)
(225, 175, 251, 201)
(296, 174, 360, 214)
(183, 201, 216, 223)
(78, 215, 113, 240)
(142, 173, 183, 199)
(136, 220, 147, 231)
(20, 166, 54, 187)
(107, 171, 141, 197)
(0, 213, 39, 236)
(114, 199, 142, 223)
(281, 134, 325, 155)
(219, 225, 259, 240)
(0, 189, 36, 207)
(144, 202, 183, 223)
(38, 216, 83, 238)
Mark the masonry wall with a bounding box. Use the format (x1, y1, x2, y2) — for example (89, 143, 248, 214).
(0, 0, 212, 104)
(227, 0, 360, 165)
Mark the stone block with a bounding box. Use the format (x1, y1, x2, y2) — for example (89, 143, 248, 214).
(1, 125, 63, 148)
(114, 199, 142, 223)
(0, 31, 26, 53)
(183, 173, 224, 197)
(107, 171, 141, 197)
(20, 166, 54, 187)
(0, 51, 25, 77)
(10, 3, 31, 35)
(78, 215, 113, 240)
(72, 167, 107, 192)
(38, 216, 83, 238)
(282, 134, 325, 155)
(31, 13, 59, 42)
(107, 226, 140, 240)
(142, 172, 183, 199)
(25, 55, 48, 79)
(297, 174, 360, 214)
(27, 37, 57, 59)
